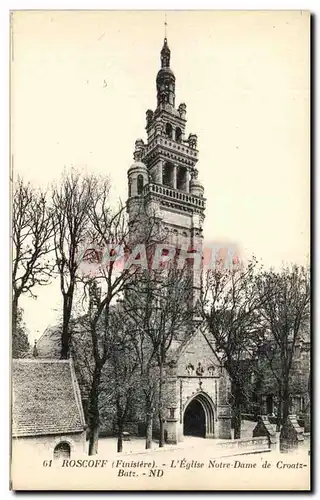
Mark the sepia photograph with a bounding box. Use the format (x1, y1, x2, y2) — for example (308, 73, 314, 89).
(10, 9, 310, 491)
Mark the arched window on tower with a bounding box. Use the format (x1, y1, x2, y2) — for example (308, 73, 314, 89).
(175, 127, 182, 143)
(137, 175, 144, 195)
(165, 123, 173, 139)
(128, 179, 132, 197)
(163, 162, 174, 188)
(177, 166, 187, 191)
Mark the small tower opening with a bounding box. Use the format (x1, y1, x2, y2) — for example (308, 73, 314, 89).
(163, 162, 174, 188)
(165, 123, 173, 139)
(137, 174, 144, 195)
(175, 127, 182, 143)
(177, 166, 187, 191)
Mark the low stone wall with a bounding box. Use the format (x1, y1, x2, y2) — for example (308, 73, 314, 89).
(216, 436, 270, 452)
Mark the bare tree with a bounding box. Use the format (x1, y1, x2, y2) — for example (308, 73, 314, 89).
(83, 213, 134, 454)
(52, 169, 99, 359)
(12, 177, 54, 337)
(124, 261, 194, 448)
(12, 307, 30, 358)
(201, 257, 265, 439)
(71, 293, 140, 454)
(108, 308, 140, 453)
(78, 188, 161, 455)
(121, 291, 158, 450)
(122, 275, 159, 450)
(254, 332, 284, 430)
(61, 171, 167, 454)
(256, 264, 310, 424)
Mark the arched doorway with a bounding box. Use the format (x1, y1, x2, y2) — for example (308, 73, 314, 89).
(184, 399, 205, 437)
(183, 392, 215, 438)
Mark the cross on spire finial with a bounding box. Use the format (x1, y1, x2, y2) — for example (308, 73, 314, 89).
(164, 13, 167, 39)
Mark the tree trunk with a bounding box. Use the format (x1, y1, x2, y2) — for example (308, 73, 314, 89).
(145, 413, 153, 449)
(12, 294, 18, 338)
(158, 415, 165, 448)
(60, 291, 73, 359)
(88, 365, 101, 456)
(158, 364, 165, 448)
(282, 381, 290, 424)
(233, 385, 242, 439)
(117, 425, 123, 453)
(276, 388, 282, 432)
(89, 425, 99, 456)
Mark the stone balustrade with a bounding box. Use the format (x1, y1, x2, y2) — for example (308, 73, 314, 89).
(143, 183, 205, 209)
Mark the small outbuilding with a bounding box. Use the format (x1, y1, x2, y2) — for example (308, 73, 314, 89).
(11, 359, 87, 460)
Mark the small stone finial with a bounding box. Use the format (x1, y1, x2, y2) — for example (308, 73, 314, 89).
(133, 151, 143, 161)
(133, 139, 145, 161)
(146, 109, 154, 126)
(178, 103, 187, 119)
(191, 168, 199, 180)
(135, 138, 144, 148)
(188, 133, 198, 149)
(33, 340, 38, 358)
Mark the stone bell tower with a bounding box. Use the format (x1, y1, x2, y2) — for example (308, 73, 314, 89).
(126, 37, 232, 443)
(126, 37, 206, 303)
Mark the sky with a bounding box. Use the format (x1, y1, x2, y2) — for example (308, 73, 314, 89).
(11, 10, 310, 340)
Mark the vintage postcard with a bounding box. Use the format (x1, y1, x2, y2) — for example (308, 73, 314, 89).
(10, 10, 310, 491)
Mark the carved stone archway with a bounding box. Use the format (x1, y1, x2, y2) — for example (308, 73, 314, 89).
(183, 391, 215, 438)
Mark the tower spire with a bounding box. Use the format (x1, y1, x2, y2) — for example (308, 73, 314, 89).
(164, 13, 168, 39)
(156, 17, 175, 107)
(160, 35, 171, 68)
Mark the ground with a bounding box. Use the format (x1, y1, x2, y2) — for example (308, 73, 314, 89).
(84, 424, 309, 490)
(13, 420, 309, 490)
(88, 420, 276, 456)
(94, 419, 259, 456)
(91, 419, 309, 459)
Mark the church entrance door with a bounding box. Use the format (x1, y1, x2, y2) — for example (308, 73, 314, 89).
(183, 392, 215, 438)
(183, 399, 205, 437)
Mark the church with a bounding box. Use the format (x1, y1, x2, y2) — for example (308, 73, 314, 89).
(125, 36, 232, 442)
(33, 36, 233, 444)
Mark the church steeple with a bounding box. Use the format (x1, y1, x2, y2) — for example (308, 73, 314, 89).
(156, 38, 176, 108)
(161, 14, 170, 68)
(161, 37, 171, 68)
(127, 29, 205, 308)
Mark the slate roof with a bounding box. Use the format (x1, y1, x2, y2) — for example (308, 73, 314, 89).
(12, 359, 86, 438)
